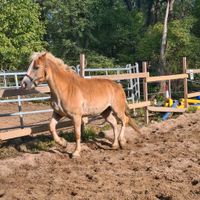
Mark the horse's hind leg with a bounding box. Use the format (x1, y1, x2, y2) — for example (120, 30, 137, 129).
(118, 115, 127, 149)
(101, 108, 119, 149)
(72, 115, 82, 158)
(112, 107, 127, 149)
(49, 112, 67, 147)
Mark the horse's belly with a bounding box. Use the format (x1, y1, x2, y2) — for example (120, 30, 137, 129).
(83, 102, 110, 115)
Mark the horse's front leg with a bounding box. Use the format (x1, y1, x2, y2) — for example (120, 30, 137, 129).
(72, 115, 82, 158)
(81, 117, 88, 140)
(49, 112, 67, 147)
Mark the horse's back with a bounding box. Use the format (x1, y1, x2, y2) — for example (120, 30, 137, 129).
(58, 72, 126, 115)
(78, 78, 126, 113)
(81, 78, 125, 100)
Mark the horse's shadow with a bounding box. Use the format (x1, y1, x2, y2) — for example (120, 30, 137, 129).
(91, 132, 114, 149)
(0, 130, 114, 159)
(46, 131, 113, 158)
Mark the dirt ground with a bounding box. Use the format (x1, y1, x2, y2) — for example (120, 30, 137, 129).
(0, 103, 200, 200)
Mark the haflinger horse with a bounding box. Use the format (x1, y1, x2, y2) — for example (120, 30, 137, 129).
(21, 52, 141, 158)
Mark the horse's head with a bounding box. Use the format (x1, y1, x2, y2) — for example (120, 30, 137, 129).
(21, 52, 47, 89)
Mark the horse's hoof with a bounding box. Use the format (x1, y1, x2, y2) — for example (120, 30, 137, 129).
(112, 144, 119, 150)
(60, 138, 67, 147)
(72, 151, 80, 158)
(119, 140, 127, 149)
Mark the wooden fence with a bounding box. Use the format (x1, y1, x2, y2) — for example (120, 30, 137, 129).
(0, 57, 199, 140)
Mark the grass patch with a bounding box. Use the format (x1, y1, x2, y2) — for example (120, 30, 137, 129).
(101, 124, 111, 131)
(60, 127, 97, 142)
(0, 135, 56, 157)
(60, 131, 75, 142)
(82, 127, 96, 142)
(29, 139, 55, 152)
(0, 146, 20, 159)
(187, 106, 198, 113)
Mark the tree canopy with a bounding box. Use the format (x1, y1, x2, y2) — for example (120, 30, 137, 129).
(0, 0, 45, 70)
(1, 0, 200, 74)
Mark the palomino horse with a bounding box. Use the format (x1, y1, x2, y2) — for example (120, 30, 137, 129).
(21, 52, 141, 157)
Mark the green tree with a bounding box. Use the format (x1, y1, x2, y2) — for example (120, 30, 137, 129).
(35, 0, 199, 76)
(0, 0, 45, 70)
(40, 0, 145, 67)
(41, 0, 95, 65)
(136, 17, 200, 74)
(87, 0, 145, 65)
(192, 0, 200, 37)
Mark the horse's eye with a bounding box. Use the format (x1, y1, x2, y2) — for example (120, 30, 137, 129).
(33, 65, 39, 70)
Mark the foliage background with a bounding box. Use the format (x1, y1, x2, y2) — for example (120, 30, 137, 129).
(1, 0, 200, 73)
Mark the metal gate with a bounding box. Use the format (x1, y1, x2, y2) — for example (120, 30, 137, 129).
(76, 63, 140, 102)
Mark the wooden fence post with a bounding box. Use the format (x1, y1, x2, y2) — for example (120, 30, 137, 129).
(80, 53, 86, 134)
(142, 62, 149, 124)
(80, 54, 85, 77)
(183, 57, 188, 109)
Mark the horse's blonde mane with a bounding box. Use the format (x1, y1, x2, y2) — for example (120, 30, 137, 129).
(30, 51, 71, 70)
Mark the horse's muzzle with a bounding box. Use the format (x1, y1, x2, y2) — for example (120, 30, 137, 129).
(20, 80, 27, 89)
(20, 75, 35, 90)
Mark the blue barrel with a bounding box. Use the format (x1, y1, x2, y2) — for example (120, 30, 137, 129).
(162, 100, 179, 121)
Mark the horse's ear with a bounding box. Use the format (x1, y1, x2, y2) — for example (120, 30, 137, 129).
(41, 52, 47, 57)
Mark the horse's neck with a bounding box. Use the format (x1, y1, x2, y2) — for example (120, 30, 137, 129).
(46, 64, 80, 97)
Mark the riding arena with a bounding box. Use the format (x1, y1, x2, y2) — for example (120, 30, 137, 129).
(0, 53, 200, 200)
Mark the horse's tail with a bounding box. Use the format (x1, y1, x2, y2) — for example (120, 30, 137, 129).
(125, 103, 141, 134)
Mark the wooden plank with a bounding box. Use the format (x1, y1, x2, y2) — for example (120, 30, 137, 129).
(188, 92, 200, 98)
(0, 72, 149, 97)
(0, 120, 73, 140)
(0, 128, 32, 140)
(128, 101, 151, 109)
(148, 106, 186, 113)
(147, 74, 188, 83)
(0, 86, 50, 98)
(31, 120, 73, 134)
(90, 72, 149, 80)
(186, 69, 200, 74)
(1, 73, 148, 98)
(0, 88, 34, 97)
(36, 86, 50, 94)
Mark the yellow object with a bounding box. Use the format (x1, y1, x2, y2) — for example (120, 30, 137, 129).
(177, 99, 185, 108)
(180, 98, 200, 109)
(165, 98, 173, 107)
(181, 98, 200, 104)
(177, 104, 184, 109)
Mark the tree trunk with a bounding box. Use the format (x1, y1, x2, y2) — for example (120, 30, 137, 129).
(159, 0, 175, 75)
(123, 0, 132, 11)
(159, 0, 170, 75)
(146, 0, 154, 26)
(169, 0, 175, 20)
(154, 0, 161, 24)
(136, 0, 141, 10)
(159, 0, 175, 97)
